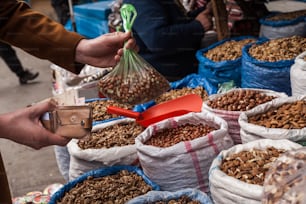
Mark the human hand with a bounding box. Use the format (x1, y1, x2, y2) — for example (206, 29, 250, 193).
(195, 2, 213, 31)
(75, 31, 138, 68)
(0, 100, 70, 149)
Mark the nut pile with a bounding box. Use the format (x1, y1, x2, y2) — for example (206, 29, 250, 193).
(248, 100, 306, 129)
(154, 196, 201, 204)
(206, 89, 276, 111)
(87, 100, 133, 122)
(263, 148, 306, 204)
(78, 121, 145, 149)
(155, 86, 208, 104)
(56, 170, 153, 204)
(145, 123, 217, 148)
(98, 68, 170, 105)
(204, 38, 256, 62)
(220, 147, 286, 185)
(266, 9, 306, 21)
(249, 36, 306, 62)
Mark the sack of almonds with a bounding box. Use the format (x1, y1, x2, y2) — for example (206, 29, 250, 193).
(262, 147, 306, 204)
(259, 10, 306, 40)
(209, 139, 302, 204)
(127, 188, 213, 204)
(196, 36, 257, 95)
(239, 95, 306, 144)
(241, 36, 306, 96)
(49, 165, 160, 204)
(135, 111, 234, 193)
(202, 88, 287, 144)
(290, 51, 306, 97)
(67, 118, 144, 180)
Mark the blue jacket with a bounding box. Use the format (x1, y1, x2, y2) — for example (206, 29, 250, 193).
(123, 0, 205, 80)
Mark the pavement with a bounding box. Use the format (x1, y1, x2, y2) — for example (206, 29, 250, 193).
(0, 0, 65, 198)
(0, 0, 305, 199)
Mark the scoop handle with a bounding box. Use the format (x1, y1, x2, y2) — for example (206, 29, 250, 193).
(107, 106, 141, 119)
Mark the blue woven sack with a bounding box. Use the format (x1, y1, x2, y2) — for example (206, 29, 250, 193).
(196, 36, 257, 95)
(49, 165, 160, 204)
(241, 41, 294, 96)
(127, 188, 213, 204)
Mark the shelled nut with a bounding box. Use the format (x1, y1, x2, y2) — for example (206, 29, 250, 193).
(266, 10, 306, 21)
(206, 89, 276, 111)
(57, 170, 152, 204)
(145, 123, 217, 148)
(248, 100, 306, 129)
(204, 38, 256, 62)
(155, 86, 208, 104)
(98, 68, 170, 105)
(78, 121, 144, 149)
(220, 147, 286, 185)
(249, 36, 306, 62)
(87, 100, 133, 122)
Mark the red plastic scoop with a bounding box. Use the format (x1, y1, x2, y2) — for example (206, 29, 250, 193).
(107, 94, 203, 127)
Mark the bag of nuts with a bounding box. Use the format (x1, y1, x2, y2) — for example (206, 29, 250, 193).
(135, 111, 234, 193)
(262, 147, 306, 204)
(127, 188, 213, 204)
(98, 4, 170, 105)
(241, 36, 306, 96)
(208, 139, 302, 204)
(67, 118, 143, 180)
(202, 88, 287, 144)
(49, 165, 160, 204)
(259, 10, 306, 40)
(196, 36, 257, 95)
(290, 51, 306, 97)
(239, 95, 306, 144)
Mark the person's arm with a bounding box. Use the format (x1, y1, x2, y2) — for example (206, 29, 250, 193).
(0, 0, 138, 74)
(124, 0, 205, 54)
(0, 100, 70, 149)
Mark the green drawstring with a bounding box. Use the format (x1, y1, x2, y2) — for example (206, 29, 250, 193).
(120, 4, 137, 32)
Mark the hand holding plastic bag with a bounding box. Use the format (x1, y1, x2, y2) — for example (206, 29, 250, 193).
(99, 4, 170, 105)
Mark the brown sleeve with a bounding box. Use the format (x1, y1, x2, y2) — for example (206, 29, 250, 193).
(0, 0, 85, 74)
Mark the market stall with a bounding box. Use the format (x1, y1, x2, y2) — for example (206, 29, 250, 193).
(8, 1, 306, 203)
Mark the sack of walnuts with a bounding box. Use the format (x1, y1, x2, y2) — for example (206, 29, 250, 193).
(98, 4, 170, 105)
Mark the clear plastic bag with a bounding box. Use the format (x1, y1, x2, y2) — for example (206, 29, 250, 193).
(98, 4, 170, 105)
(262, 147, 306, 204)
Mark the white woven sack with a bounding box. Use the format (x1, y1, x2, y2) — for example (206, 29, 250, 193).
(68, 118, 139, 181)
(136, 111, 234, 193)
(239, 95, 306, 144)
(291, 51, 306, 97)
(202, 88, 287, 144)
(259, 21, 306, 40)
(209, 139, 302, 204)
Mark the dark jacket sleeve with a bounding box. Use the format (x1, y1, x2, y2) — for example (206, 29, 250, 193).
(0, 0, 85, 74)
(124, 0, 205, 55)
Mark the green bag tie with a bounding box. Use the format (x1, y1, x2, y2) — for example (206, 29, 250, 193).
(120, 4, 137, 32)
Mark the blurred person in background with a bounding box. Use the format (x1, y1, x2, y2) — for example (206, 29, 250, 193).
(0, 41, 39, 84)
(122, 0, 213, 81)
